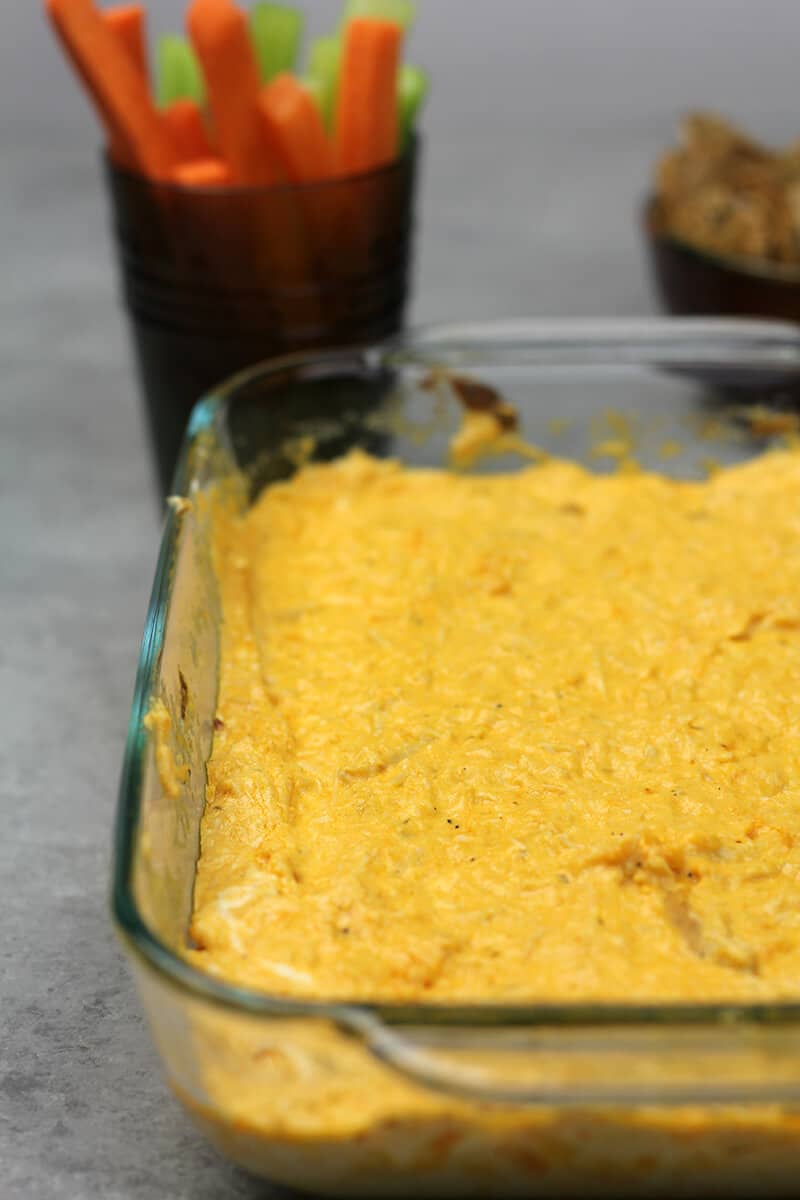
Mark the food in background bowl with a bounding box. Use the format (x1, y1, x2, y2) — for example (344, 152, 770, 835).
(644, 114, 800, 323)
(652, 112, 800, 268)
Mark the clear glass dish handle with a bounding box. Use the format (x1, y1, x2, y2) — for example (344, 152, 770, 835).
(386, 317, 800, 385)
(348, 1008, 800, 1107)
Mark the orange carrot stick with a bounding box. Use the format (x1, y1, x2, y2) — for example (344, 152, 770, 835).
(103, 4, 149, 81)
(172, 157, 232, 187)
(187, 0, 280, 185)
(102, 5, 148, 167)
(45, 0, 173, 178)
(258, 73, 335, 184)
(163, 99, 214, 164)
(334, 17, 402, 176)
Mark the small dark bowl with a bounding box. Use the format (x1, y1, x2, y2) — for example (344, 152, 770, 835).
(643, 197, 800, 324)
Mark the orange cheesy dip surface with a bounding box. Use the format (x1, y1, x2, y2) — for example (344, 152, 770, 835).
(187, 448, 800, 1003)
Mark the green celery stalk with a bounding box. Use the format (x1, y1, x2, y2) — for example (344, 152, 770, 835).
(307, 36, 341, 130)
(340, 0, 416, 31)
(398, 63, 428, 147)
(155, 36, 206, 109)
(249, 3, 304, 83)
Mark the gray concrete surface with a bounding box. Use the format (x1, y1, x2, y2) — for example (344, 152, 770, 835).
(3, 1, 798, 1197)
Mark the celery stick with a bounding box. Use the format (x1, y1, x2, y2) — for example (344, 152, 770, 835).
(155, 36, 206, 109)
(398, 63, 428, 147)
(340, 0, 416, 31)
(249, 3, 304, 83)
(307, 36, 341, 130)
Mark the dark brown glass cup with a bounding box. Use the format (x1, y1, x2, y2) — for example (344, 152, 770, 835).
(103, 145, 419, 494)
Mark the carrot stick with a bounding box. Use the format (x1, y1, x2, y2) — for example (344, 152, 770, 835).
(172, 157, 232, 187)
(102, 4, 149, 167)
(187, 0, 280, 185)
(103, 4, 149, 81)
(163, 99, 214, 163)
(101, 5, 146, 166)
(258, 73, 335, 184)
(334, 17, 402, 176)
(45, 0, 174, 179)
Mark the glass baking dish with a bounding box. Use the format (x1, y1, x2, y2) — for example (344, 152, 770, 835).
(114, 319, 800, 1198)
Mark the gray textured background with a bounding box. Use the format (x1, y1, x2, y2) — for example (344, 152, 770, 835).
(3, 2, 799, 1197)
